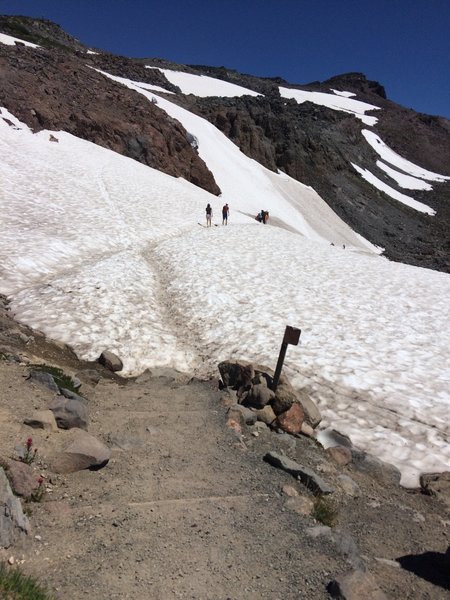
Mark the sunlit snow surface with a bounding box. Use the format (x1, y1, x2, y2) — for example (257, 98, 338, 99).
(376, 161, 433, 191)
(0, 32, 40, 48)
(362, 130, 450, 182)
(1, 107, 449, 487)
(279, 86, 380, 125)
(351, 164, 436, 215)
(146, 67, 261, 97)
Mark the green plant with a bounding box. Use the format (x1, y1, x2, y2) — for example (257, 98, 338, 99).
(30, 477, 45, 503)
(29, 364, 79, 394)
(312, 496, 338, 527)
(0, 561, 53, 599)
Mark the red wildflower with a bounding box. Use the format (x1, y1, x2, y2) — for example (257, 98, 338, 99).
(26, 437, 33, 449)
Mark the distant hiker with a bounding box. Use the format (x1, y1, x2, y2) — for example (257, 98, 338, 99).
(222, 203, 229, 225)
(257, 210, 265, 223)
(261, 210, 269, 224)
(206, 203, 212, 227)
(342, 244, 346, 249)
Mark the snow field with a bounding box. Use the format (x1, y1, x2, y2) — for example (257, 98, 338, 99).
(1, 100, 449, 487)
(146, 67, 261, 97)
(154, 225, 450, 486)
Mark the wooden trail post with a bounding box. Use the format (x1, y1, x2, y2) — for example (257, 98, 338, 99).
(272, 326, 301, 392)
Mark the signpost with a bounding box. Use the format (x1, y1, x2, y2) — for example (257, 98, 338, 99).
(272, 326, 301, 392)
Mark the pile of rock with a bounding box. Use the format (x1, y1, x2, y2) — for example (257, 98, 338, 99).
(0, 350, 122, 550)
(218, 359, 321, 436)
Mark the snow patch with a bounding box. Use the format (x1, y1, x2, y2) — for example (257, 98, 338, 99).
(351, 163, 436, 215)
(0, 32, 40, 48)
(280, 86, 380, 125)
(146, 67, 261, 98)
(362, 130, 450, 182)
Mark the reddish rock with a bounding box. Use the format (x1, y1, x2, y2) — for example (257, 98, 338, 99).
(275, 402, 305, 434)
(0, 458, 40, 498)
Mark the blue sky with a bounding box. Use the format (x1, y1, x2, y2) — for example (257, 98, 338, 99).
(1, 0, 449, 118)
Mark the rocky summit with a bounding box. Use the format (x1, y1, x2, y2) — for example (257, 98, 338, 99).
(1, 15, 450, 271)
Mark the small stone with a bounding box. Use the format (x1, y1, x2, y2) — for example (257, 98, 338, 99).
(34, 535, 42, 541)
(327, 446, 353, 466)
(254, 405, 276, 425)
(281, 484, 299, 497)
(251, 431, 259, 437)
(8, 556, 15, 565)
(337, 475, 361, 497)
(24, 410, 58, 432)
(285, 496, 314, 515)
(300, 422, 314, 437)
(226, 419, 242, 434)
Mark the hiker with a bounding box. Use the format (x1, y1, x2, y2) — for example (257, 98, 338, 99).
(257, 210, 264, 223)
(222, 203, 229, 225)
(205, 203, 212, 227)
(261, 210, 269, 224)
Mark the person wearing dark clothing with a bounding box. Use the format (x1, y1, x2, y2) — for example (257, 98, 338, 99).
(205, 203, 212, 227)
(222, 203, 229, 225)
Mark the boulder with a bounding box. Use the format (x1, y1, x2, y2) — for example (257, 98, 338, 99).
(327, 446, 353, 466)
(26, 370, 59, 393)
(49, 428, 110, 474)
(227, 404, 257, 426)
(0, 467, 29, 548)
(0, 458, 40, 498)
(218, 360, 254, 389)
(48, 395, 89, 430)
(337, 475, 361, 498)
(420, 471, 450, 511)
(327, 570, 388, 600)
(24, 409, 58, 432)
(98, 350, 123, 372)
(242, 380, 274, 409)
(75, 369, 102, 386)
(351, 450, 401, 485)
(264, 451, 334, 495)
(285, 495, 314, 515)
(254, 405, 276, 425)
(275, 402, 305, 434)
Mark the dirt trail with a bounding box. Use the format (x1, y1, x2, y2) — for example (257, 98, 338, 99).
(1, 367, 345, 599)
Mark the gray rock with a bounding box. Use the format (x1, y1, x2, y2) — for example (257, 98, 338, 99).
(75, 369, 102, 386)
(296, 391, 322, 428)
(0, 467, 29, 548)
(351, 450, 401, 485)
(264, 451, 334, 495)
(227, 404, 257, 426)
(26, 370, 59, 393)
(306, 525, 332, 539)
(337, 475, 361, 498)
(254, 405, 276, 425)
(332, 528, 364, 570)
(24, 409, 58, 432)
(48, 395, 89, 430)
(98, 350, 123, 372)
(243, 381, 275, 409)
(59, 387, 86, 402)
(420, 471, 450, 510)
(327, 569, 388, 599)
(50, 428, 110, 473)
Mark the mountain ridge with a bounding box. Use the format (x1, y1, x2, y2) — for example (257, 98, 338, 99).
(1, 15, 449, 272)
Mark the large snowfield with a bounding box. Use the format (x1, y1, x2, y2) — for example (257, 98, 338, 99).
(1, 56, 449, 488)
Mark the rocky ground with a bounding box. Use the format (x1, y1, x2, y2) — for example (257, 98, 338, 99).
(1, 296, 449, 599)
